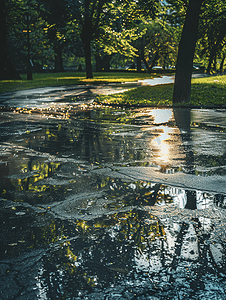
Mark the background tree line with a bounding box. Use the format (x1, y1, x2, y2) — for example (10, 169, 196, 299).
(1, 0, 226, 102)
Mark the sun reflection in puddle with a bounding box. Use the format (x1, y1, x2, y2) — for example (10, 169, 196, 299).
(151, 109, 173, 124)
(140, 109, 175, 165)
(152, 126, 171, 163)
(1, 103, 226, 299)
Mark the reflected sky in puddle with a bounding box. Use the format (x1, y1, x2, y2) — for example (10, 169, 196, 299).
(0, 106, 226, 299)
(138, 75, 174, 85)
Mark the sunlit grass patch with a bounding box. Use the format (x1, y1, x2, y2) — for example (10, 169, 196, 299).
(98, 75, 226, 107)
(2, 72, 226, 107)
(190, 75, 226, 105)
(97, 84, 174, 106)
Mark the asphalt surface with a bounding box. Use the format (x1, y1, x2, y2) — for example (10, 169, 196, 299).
(0, 74, 226, 299)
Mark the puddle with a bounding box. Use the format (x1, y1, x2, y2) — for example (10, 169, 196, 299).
(138, 75, 174, 85)
(0, 104, 226, 299)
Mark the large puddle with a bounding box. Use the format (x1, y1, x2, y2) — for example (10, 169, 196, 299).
(0, 102, 226, 299)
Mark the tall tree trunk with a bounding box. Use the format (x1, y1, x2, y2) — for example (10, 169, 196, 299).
(149, 51, 159, 72)
(207, 51, 214, 73)
(137, 54, 142, 73)
(25, 13, 32, 80)
(142, 56, 149, 72)
(137, 45, 144, 73)
(95, 54, 101, 72)
(81, 36, 93, 79)
(220, 53, 225, 74)
(102, 55, 111, 71)
(173, 0, 203, 104)
(142, 51, 159, 73)
(54, 45, 64, 72)
(95, 54, 111, 72)
(0, 0, 21, 80)
(213, 55, 217, 71)
(207, 23, 226, 74)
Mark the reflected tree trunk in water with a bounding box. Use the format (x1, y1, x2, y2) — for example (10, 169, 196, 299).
(173, 222, 189, 264)
(173, 108, 197, 209)
(0, 161, 12, 196)
(159, 224, 167, 269)
(185, 190, 197, 210)
(169, 222, 190, 284)
(193, 218, 226, 276)
(214, 194, 225, 207)
(173, 108, 194, 174)
(24, 157, 36, 191)
(79, 120, 102, 163)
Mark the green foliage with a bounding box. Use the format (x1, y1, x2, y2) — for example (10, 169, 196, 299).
(195, 0, 226, 70)
(5, 0, 226, 77)
(162, 0, 188, 26)
(162, 0, 226, 72)
(93, 0, 162, 66)
(134, 18, 179, 69)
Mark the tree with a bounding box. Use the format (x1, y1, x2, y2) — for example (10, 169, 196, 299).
(206, 17, 226, 73)
(72, 0, 109, 79)
(94, 24, 143, 71)
(2, 0, 51, 76)
(171, 0, 226, 103)
(195, 0, 226, 73)
(38, 0, 73, 72)
(0, 0, 21, 79)
(73, 0, 161, 79)
(134, 19, 178, 73)
(173, 0, 204, 104)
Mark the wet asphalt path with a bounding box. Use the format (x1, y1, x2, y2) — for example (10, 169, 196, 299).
(0, 82, 140, 109)
(0, 76, 226, 299)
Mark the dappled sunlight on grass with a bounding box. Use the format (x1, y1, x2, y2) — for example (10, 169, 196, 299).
(98, 75, 226, 106)
(0, 72, 156, 94)
(97, 84, 174, 106)
(2, 72, 226, 107)
(190, 75, 226, 105)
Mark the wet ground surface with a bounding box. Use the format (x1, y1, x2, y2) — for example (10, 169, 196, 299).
(0, 78, 226, 299)
(0, 83, 140, 109)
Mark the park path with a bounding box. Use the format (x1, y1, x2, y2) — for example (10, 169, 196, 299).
(0, 75, 175, 108)
(0, 73, 213, 109)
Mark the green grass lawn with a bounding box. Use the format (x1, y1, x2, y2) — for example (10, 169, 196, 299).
(0, 72, 157, 94)
(97, 75, 226, 106)
(1, 72, 226, 107)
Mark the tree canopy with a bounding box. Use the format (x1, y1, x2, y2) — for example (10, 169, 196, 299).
(1, 0, 226, 103)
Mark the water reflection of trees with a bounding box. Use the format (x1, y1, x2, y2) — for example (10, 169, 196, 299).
(1, 114, 152, 199)
(2, 108, 226, 298)
(173, 108, 226, 211)
(1, 157, 63, 204)
(32, 206, 226, 299)
(18, 117, 148, 164)
(2, 179, 226, 298)
(154, 109, 226, 293)
(39, 209, 166, 298)
(214, 193, 226, 208)
(105, 179, 163, 207)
